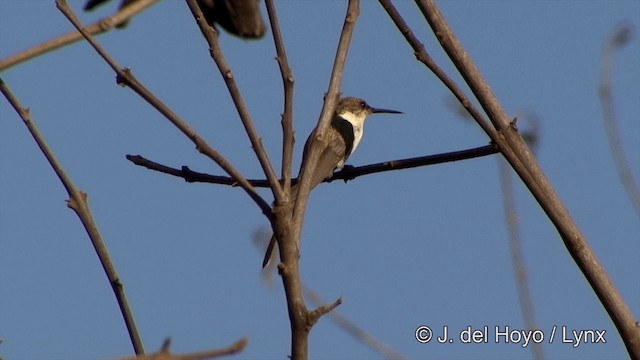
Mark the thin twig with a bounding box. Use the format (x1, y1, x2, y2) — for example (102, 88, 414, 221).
(303, 287, 406, 360)
(55, 0, 273, 220)
(377, 0, 495, 138)
(497, 160, 542, 360)
(0, 78, 144, 355)
(119, 337, 247, 360)
(185, 0, 284, 203)
(265, 0, 295, 198)
(599, 22, 640, 218)
(125, 144, 499, 186)
(0, 0, 159, 72)
(414, 0, 640, 357)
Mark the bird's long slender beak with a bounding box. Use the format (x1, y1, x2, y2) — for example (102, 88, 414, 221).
(371, 107, 403, 115)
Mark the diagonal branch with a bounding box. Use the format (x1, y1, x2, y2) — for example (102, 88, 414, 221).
(377, 0, 495, 138)
(303, 286, 406, 360)
(0, 0, 159, 72)
(414, 0, 640, 357)
(185, 0, 284, 203)
(55, 0, 273, 220)
(0, 78, 144, 355)
(291, 0, 360, 250)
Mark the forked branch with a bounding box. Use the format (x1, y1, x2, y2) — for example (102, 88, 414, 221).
(55, 0, 273, 220)
(185, 0, 284, 203)
(399, 0, 640, 356)
(119, 337, 247, 360)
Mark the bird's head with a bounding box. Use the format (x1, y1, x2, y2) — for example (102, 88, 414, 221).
(336, 97, 402, 128)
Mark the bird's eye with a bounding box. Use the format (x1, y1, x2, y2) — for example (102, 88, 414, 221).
(360, 101, 367, 108)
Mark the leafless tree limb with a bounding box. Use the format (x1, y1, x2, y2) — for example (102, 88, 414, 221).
(498, 159, 543, 360)
(0, 78, 144, 355)
(265, 0, 295, 197)
(125, 144, 498, 186)
(411, 0, 640, 357)
(55, 0, 273, 221)
(303, 287, 406, 360)
(119, 337, 247, 360)
(185, 0, 284, 203)
(599, 22, 640, 219)
(0, 0, 159, 72)
(377, 0, 495, 138)
(266, 2, 361, 359)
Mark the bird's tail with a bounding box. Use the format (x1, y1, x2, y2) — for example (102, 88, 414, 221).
(262, 234, 277, 268)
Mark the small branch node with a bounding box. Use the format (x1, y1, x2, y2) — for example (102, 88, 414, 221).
(308, 297, 343, 326)
(510, 117, 519, 130)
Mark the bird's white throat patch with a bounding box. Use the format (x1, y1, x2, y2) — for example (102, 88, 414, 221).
(339, 110, 366, 155)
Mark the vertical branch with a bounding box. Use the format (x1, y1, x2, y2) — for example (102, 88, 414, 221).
(0, 78, 144, 355)
(498, 160, 542, 360)
(599, 23, 640, 218)
(185, 0, 284, 203)
(291, 0, 360, 243)
(415, 0, 640, 357)
(265, 0, 295, 196)
(270, 2, 361, 359)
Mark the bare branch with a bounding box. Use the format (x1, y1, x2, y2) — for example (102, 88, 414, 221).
(414, 0, 640, 356)
(270, 2, 362, 358)
(599, 22, 640, 218)
(119, 337, 248, 360)
(497, 159, 543, 360)
(307, 297, 342, 327)
(377, 0, 495, 138)
(125, 144, 499, 186)
(265, 0, 296, 197)
(0, 78, 144, 355)
(0, 0, 159, 72)
(303, 287, 406, 360)
(291, 1, 360, 229)
(55, 0, 273, 220)
(185, 0, 284, 203)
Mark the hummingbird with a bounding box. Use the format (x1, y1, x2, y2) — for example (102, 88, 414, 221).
(262, 97, 402, 268)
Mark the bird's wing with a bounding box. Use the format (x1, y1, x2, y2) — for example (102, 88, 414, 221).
(263, 125, 349, 268)
(301, 128, 348, 192)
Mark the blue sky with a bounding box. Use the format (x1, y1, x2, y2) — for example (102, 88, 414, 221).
(1, 1, 639, 359)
